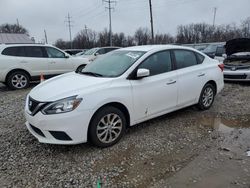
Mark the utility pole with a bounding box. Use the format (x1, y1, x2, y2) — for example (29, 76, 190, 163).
(103, 0, 116, 46)
(16, 18, 19, 26)
(65, 13, 73, 49)
(213, 7, 217, 27)
(149, 0, 154, 44)
(85, 25, 90, 47)
(44, 29, 48, 44)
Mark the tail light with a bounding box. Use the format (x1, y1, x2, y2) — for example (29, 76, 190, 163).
(218, 64, 224, 72)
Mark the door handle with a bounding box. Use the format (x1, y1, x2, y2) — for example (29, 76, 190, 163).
(20, 61, 28, 63)
(166, 80, 176, 85)
(49, 61, 56, 64)
(198, 73, 205, 77)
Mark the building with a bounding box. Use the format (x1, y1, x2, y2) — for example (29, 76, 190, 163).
(0, 33, 34, 44)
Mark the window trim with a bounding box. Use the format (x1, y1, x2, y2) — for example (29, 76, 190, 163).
(127, 50, 175, 80)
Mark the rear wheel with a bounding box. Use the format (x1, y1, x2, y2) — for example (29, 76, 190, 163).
(197, 83, 215, 110)
(6, 71, 30, 90)
(89, 106, 126, 147)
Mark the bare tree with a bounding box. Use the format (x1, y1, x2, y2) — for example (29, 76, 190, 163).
(0, 23, 28, 34)
(134, 27, 150, 45)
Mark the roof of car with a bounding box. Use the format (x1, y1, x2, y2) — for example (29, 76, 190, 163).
(118, 45, 195, 52)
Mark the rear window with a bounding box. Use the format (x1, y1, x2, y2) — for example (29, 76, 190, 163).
(174, 50, 198, 69)
(2, 47, 25, 57)
(196, 53, 205, 64)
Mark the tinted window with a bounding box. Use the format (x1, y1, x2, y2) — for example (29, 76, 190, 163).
(138, 51, 172, 76)
(174, 50, 198, 69)
(97, 48, 105, 55)
(24, 46, 44, 58)
(215, 46, 225, 56)
(2, 47, 25, 57)
(46, 47, 65, 58)
(196, 53, 205, 64)
(105, 48, 117, 53)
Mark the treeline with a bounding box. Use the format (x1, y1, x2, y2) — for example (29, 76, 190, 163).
(55, 17, 250, 49)
(55, 27, 175, 49)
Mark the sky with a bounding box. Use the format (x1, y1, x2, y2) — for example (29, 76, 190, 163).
(0, 0, 249, 44)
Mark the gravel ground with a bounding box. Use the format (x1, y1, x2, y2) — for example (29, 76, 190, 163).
(0, 82, 250, 187)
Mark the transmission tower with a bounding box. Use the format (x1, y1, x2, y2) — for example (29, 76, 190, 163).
(103, 0, 116, 46)
(65, 13, 73, 49)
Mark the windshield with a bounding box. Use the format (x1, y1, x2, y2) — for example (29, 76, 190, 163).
(80, 50, 145, 77)
(83, 48, 99, 55)
(203, 45, 218, 53)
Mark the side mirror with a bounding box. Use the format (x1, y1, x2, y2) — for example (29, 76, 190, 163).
(65, 54, 70, 58)
(222, 54, 227, 58)
(94, 52, 99, 56)
(137, 68, 150, 78)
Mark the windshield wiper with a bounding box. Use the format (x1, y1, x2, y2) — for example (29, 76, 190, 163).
(80, 71, 103, 77)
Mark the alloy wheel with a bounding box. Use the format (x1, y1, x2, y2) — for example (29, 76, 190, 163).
(202, 87, 214, 107)
(11, 74, 28, 89)
(96, 113, 123, 144)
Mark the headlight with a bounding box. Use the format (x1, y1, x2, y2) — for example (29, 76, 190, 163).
(41, 96, 82, 115)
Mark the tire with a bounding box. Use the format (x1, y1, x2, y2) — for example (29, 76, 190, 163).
(6, 71, 30, 90)
(89, 106, 126, 148)
(197, 83, 215, 110)
(76, 65, 86, 73)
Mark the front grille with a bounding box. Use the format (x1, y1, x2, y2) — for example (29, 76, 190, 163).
(49, 131, 72, 141)
(224, 74, 247, 79)
(28, 97, 46, 116)
(28, 97, 39, 112)
(30, 124, 45, 137)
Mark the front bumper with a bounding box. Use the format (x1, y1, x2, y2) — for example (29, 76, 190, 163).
(25, 106, 94, 145)
(223, 69, 250, 81)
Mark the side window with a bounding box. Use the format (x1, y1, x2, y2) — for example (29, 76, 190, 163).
(97, 49, 105, 55)
(105, 48, 116, 53)
(24, 46, 44, 58)
(46, 47, 65, 58)
(2, 47, 25, 57)
(174, 50, 198, 69)
(138, 51, 172, 76)
(196, 53, 205, 64)
(215, 46, 225, 56)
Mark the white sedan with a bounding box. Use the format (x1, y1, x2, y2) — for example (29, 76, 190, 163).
(25, 45, 224, 147)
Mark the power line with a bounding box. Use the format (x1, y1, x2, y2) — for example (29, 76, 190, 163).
(103, 0, 116, 46)
(65, 13, 73, 49)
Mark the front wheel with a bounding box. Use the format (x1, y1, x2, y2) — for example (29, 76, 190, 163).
(6, 71, 30, 90)
(88, 106, 126, 148)
(197, 83, 215, 110)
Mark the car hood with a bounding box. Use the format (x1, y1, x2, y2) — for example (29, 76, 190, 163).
(29, 72, 113, 102)
(225, 38, 250, 56)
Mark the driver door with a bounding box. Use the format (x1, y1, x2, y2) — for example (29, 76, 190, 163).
(45, 47, 73, 75)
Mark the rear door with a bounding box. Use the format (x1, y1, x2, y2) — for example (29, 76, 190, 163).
(23, 46, 50, 76)
(45, 47, 73, 75)
(172, 49, 206, 107)
(130, 50, 178, 122)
